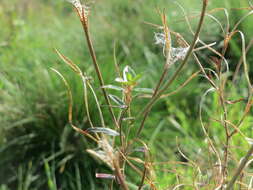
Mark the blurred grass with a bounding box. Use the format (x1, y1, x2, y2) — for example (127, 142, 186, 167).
(1, 0, 253, 189)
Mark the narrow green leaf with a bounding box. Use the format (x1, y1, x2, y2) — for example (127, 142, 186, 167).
(108, 94, 126, 108)
(102, 85, 123, 91)
(132, 74, 142, 82)
(86, 127, 119, 136)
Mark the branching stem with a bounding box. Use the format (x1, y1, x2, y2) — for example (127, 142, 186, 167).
(136, 0, 209, 137)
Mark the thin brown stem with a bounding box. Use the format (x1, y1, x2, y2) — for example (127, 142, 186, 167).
(232, 38, 253, 83)
(226, 144, 253, 190)
(118, 108, 129, 147)
(218, 89, 230, 181)
(152, 64, 169, 98)
(114, 158, 129, 190)
(79, 16, 119, 129)
(138, 166, 147, 190)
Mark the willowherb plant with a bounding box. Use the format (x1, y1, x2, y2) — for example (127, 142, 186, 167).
(51, 0, 253, 189)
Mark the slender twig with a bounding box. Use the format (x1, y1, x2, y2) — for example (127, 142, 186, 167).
(232, 38, 253, 83)
(218, 87, 230, 180)
(138, 143, 149, 190)
(114, 158, 129, 190)
(226, 144, 253, 190)
(79, 8, 119, 129)
(118, 108, 129, 147)
(138, 166, 147, 190)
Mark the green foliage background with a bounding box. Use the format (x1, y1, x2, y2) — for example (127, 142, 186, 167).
(0, 0, 253, 189)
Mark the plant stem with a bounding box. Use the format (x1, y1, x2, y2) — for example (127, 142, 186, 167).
(226, 144, 253, 190)
(152, 15, 171, 98)
(136, 0, 209, 137)
(138, 167, 147, 190)
(114, 159, 129, 190)
(80, 19, 119, 129)
(152, 61, 170, 98)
